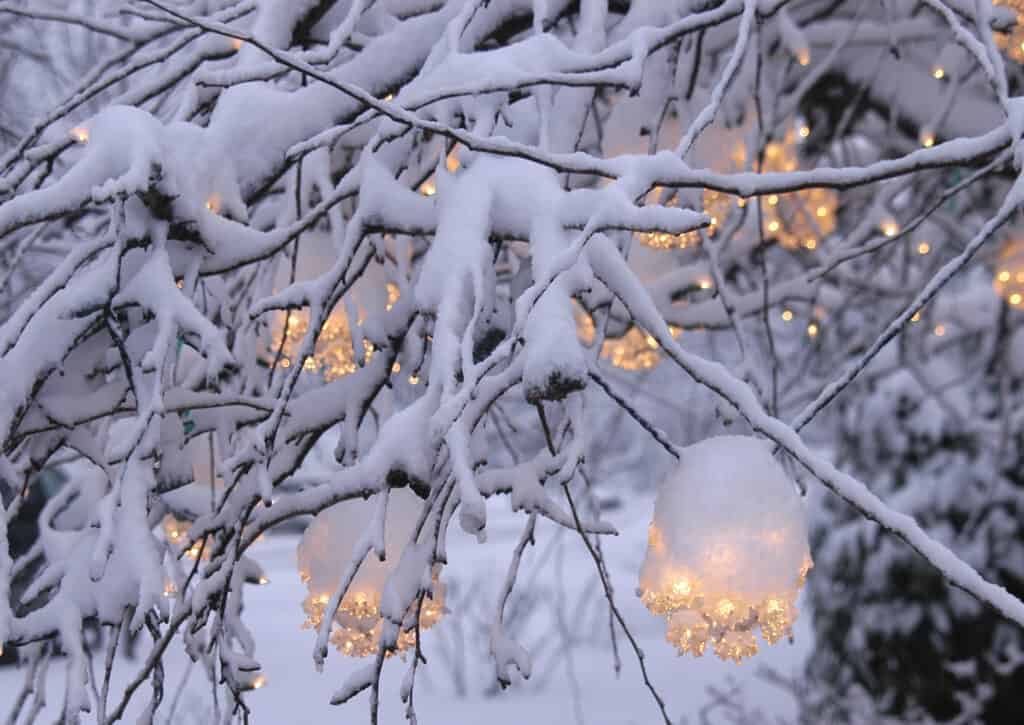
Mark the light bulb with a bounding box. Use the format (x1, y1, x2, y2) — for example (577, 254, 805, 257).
(807, 322, 819, 338)
(781, 309, 793, 322)
(70, 127, 89, 144)
(932, 66, 945, 80)
(917, 242, 931, 255)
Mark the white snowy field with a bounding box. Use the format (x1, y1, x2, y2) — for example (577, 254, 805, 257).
(0, 497, 810, 724)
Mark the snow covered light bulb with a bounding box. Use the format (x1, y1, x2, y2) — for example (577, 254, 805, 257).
(639, 436, 812, 663)
(296, 487, 444, 658)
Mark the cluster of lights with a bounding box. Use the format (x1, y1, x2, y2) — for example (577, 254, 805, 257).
(163, 514, 211, 561)
(779, 305, 827, 339)
(753, 129, 838, 251)
(639, 437, 813, 663)
(270, 284, 406, 382)
(575, 306, 683, 371)
(993, 240, 1024, 308)
(642, 525, 812, 663)
(299, 586, 444, 658)
(297, 489, 445, 659)
(994, 1, 1024, 63)
(636, 125, 835, 253)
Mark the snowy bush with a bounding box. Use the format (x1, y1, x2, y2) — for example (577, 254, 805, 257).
(1, 1, 1024, 723)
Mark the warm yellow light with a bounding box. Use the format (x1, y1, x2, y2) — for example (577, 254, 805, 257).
(408, 374, 420, 385)
(1011, 293, 1023, 306)
(698, 277, 713, 290)
(445, 150, 461, 173)
(672, 579, 693, 596)
(881, 220, 899, 237)
(999, 270, 1012, 282)
(917, 242, 931, 255)
(252, 675, 266, 690)
(807, 322, 819, 338)
(391, 361, 401, 373)
(230, 37, 244, 51)
(798, 125, 810, 139)
(911, 311, 921, 322)
(768, 195, 779, 206)
(816, 206, 827, 218)
(804, 238, 817, 250)
(715, 599, 736, 619)
(781, 309, 794, 322)
(163, 582, 176, 598)
(258, 576, 269, 585)
(205, 195, 222, 214)
(768, 220, 780, 232)
(933, 66, 945, 80)
(420, 179, 436, 196)
(797, 49, 811, 66)
(70, 127, 89, 144)
(921, 131, 935, 148)
(934, 324, 946, 337)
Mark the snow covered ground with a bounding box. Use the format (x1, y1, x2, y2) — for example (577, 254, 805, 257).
(0, 497, 810, 724)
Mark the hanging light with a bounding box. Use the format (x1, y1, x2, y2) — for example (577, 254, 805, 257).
(270, 284, 400, 381)
(699, 128, 837, 252)
(297, 487, 445, 658)
(757, 130, 838, 251)
(639, 436, 812, 663)
(574, 305, 682, 372)
(69, 127, 89, 144)
(993, 1, 1024, 63)
(636, 188, 704, 250)
(993, 238, 1024, 308)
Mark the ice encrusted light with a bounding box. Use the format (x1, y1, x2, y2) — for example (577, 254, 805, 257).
(296, 487, 444, 658)
(638, 435, 812, 663)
